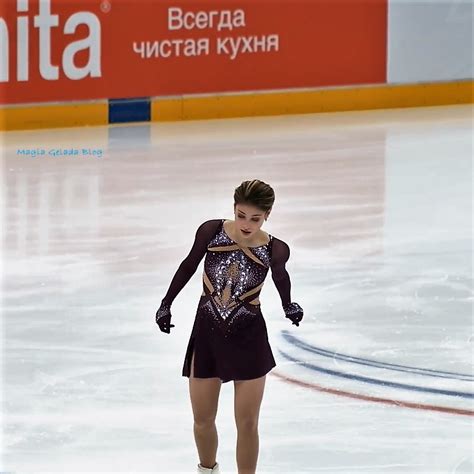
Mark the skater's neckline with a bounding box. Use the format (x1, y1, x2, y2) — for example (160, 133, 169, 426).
(222, 219, 271, 249)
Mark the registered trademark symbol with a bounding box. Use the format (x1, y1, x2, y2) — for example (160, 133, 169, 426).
(100, 1, 111, 13)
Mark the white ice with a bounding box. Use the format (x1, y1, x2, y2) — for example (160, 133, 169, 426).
(1, 104, 473, 473)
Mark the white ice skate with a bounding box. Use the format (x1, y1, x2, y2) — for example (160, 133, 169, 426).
(197, 461, 220, 473)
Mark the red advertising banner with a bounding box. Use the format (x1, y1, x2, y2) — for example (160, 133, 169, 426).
(0, 0, 387, 105)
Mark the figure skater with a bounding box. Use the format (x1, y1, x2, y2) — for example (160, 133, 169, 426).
(155, 179, 304, 474)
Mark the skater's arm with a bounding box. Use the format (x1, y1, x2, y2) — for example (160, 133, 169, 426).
(161, 219, 220, 306)
(270, 238, 291, 307)
(271, 238, 304, 326)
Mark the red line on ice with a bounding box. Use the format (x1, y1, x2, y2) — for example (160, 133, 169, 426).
(271, 370, 474, 417)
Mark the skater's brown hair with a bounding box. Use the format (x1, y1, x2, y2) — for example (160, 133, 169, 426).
(234, 179, 274, 212)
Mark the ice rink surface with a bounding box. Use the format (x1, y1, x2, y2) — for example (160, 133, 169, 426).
(1, 104, 473, 473)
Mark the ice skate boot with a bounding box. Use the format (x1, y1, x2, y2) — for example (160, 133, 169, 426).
(197, 461, 220, 473)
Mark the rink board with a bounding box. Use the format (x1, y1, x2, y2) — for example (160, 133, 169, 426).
(0, 80, 472, 130)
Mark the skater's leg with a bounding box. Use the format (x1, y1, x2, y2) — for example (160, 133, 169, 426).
(189, 350, 222, 469)
(233, 375, 266, 474)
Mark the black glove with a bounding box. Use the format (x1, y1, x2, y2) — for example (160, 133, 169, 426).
(283, 302, 303, 327)
(155, 300, 175, 334)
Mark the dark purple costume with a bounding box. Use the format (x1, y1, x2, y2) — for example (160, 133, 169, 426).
(161, 218, 294, 383)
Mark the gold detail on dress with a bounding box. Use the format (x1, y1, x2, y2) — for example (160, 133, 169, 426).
(208, 244, 241, 252)
(228, 261, 239, 280)
(209, 226, 267, 268)
(221, 284, 232, 307)
(216, 295, 238, 310)
(203, 271, 215, 294)
(203, 270, 263, 308)
(238, 247, 266, 266)
(240, 282, 264, 300)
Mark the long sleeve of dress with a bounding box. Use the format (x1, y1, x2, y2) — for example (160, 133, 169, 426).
(270, 238, 292, 307)
(161, 219, 221, 306)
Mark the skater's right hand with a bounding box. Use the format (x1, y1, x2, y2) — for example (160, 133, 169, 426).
(155, 300, 175, 334)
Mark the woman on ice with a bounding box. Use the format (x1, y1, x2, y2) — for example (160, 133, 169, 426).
(156, 179, 304, 474)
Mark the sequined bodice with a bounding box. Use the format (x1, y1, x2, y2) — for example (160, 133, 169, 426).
(161, 218, 292, 336)
(202, 221, 272, 321)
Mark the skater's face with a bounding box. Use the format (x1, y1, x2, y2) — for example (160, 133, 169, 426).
(233, 203, 270, 240)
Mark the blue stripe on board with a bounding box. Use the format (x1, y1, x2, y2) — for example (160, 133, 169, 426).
(282, 331, 473, 382)
(278, 348, 473, 399)
(109, 97, 151, 123)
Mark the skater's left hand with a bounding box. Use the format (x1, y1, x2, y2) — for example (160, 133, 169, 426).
(283, 302, 303, 327)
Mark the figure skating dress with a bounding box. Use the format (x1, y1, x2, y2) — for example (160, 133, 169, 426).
(160, 218, 297, 383)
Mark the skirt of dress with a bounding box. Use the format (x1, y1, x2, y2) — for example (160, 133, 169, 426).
(182, 295, 276, 383)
